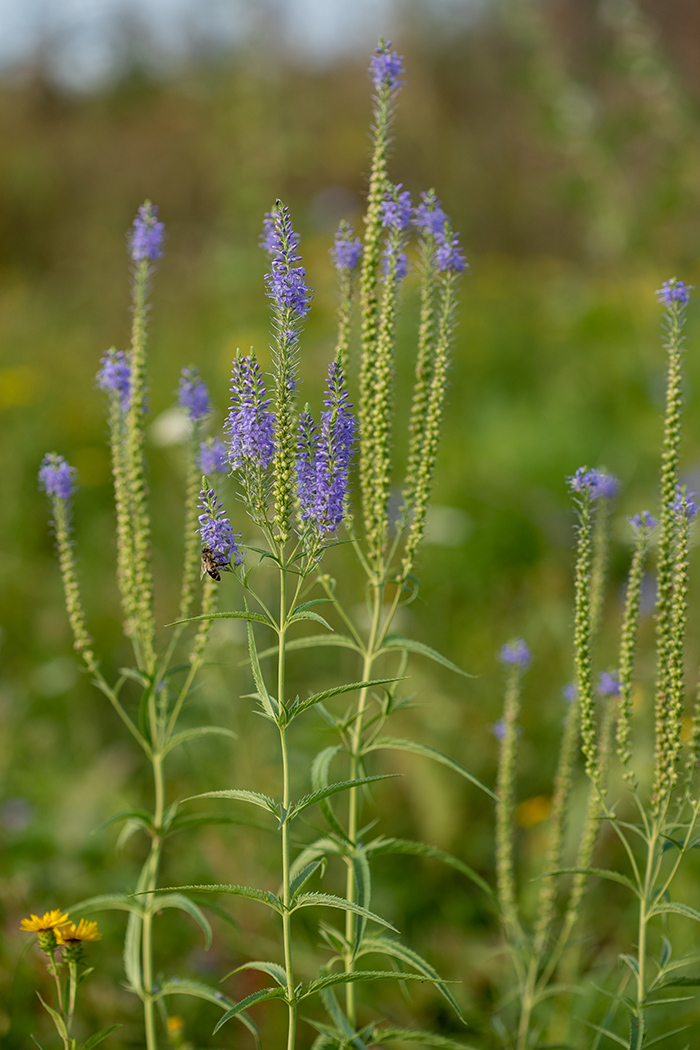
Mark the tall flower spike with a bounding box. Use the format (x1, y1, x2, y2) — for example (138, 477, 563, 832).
(128, 201, 165, 263)
(331, 221, 363, 274)
(96, 348, 131, 411)
(199, 437, 228, 475)
(331, 221, 363, 372)
(655, 278, 693, 307)
(226, 351, 275, 470)
(369, 39, 405, 93)
(39, 452, 77, 501)
(178, 367, 211, 423)
(263, 204, 312, 319)
(198, 487, 243, 567)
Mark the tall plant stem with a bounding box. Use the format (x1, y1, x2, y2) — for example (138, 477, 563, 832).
(278, 566, 297, 1050)
(142, 748, 165, 1050)
(344, 577, 384, 1024)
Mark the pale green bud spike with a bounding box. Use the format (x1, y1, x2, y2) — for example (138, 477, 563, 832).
(179, 436, 204, 625)
(495, 667, 523, 940)
(615, 532, 650, 788)
(106, 390, 139, 646)
(52, 499, 98, 674)
(572, 493, 600, 789)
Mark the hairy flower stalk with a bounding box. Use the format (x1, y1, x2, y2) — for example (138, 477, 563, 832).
(358, 41, 404, 548)
(124, 201, 165, 672)
(331, 221, 363, 374)
(39, 455, 97, 672)
(496, 640, 530, 939)
(652, 280, 691, 811)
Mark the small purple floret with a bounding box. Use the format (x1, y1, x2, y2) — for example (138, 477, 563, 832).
(96, 348, 131, 411)
(434, 232, 468, 275)
(178, 367, 212, 422)
(672, 485, 699, 521)
(197, 488, 243, 566)
(199, 438, 228, 475)
(226, 353, 275, 470)
(499, 638, 531, 670)
(369, 40, 405, 93)
(39, 452, 77, 501)
(295, 362, 357, 534)
(331, 222, 363, 273)
(263, 204, 312, 318)
(655, 279, 693, 307)
(381, 187, 413, 232)
(128, 201, 165, 263)
(413, 192, 448, 236)
(598, 671, 621, 698)
(382, 244, 408, 281)
(567, 467, 619, 500)
(491, 719, 507, 740)
(562, 682, 577, 703)
(630, 510, 657, 531)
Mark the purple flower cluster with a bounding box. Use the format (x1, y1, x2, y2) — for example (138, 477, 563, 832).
(295, 362, 357, 533)
(96, 348, 131, 411)
(562, 682, 577, 703)
(656, 279, 693, 307)
(499, 638, 531, 670)
(413, 192, 467, 274)
(672, 485, 699, 521)
(178, 367, 212, 422)
(382, 243, 409, 281)
(629, 510, 657, 531)
(567, 467, 619, 500)
(330, 221, 363, 274)
(199, 437, 228, 475)
(198, 488, 242, 566)
(128, 201, 165, 263)
(598, 671, 621, 698)
(434, 232, 467, 275)
(369, 40, 405, 93)
(39, 452, 77, 500)
(262, 205, 312, 319)
(226, 353, 275, 470)
(381, 187, 413, 232)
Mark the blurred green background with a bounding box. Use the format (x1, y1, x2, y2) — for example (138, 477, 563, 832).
(3, 0, 700, 1045)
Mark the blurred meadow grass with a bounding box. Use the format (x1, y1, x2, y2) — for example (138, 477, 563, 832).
(4, 2, 700, 1045)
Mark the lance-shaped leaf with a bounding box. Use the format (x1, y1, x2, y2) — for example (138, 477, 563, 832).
(69, 892, 146, 917)
(153, 977, 260, 1044)
(544, 867, 640, 898)
(357, 933, 465, 1021)
(138, 883, 280, 911)
(377, 634, 473, 677)
(184, 787, 279, 817)
(148, 893, 211, 947)
(285, 774, 398, 824)
(162, 725, 238, 756)
(166, 610, 275, 628)
(80, 1025, 123, 1050)
(290, 677, 401, 719)
(349, 846, 372, 961)
(247, 617, 279, 721)
(255, 634, 362, 660)
(223, 960, 288, 987)
(289, 857, 326, 900)
(370, 1026, 480, 1049)
(364, 737, 498, 802)
(213, 987, 288, 1033)
(291, 891, 398, 932)
(311, 745, 352, 842)
(301, 969, 436, 1000)
(365, 836, 495, 903)
(288, 609, 333, 630)
(649, 900, 700, 923)
(95, 809, 152, 834)
(318, 986, 372, 1050)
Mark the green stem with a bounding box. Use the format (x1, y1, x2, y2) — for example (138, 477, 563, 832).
(278, 567, 296, 1050)
(142, 748, 165, 1050)
(67, 962, 78, 1032)
(48, 952, 69, 1048)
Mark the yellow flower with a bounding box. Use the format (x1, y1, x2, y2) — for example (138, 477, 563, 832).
(56, 919, 101, 945)
(20, 909, 70, 934)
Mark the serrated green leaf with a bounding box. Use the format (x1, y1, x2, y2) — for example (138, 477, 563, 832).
(310, 745, 352, 842)
(645, 1027, 689, 1048)
(291, 678, 401, 719)
(292, 892, 397, 932)
(350, 847, 371, 962)
(80, 1025, 122, 1050)
(286, 775, 398, 824)
(247, 616, 279, 721)
(149, 893, 212, 948)
(649, 900, 700, 923)
(162, 726, 238, 756)
(213, 987, 287, 1032)
(30, 1037, 51, 1050)
(69, 892, 145, 917)
(290, 857, 326, 900)
(224, 960, 288, 987)
(372, 1026, 479, 1049)
(141, 883, 280, 911)
(657, 975, 700, 988)
(302, 970, 435, 999)
(166, 610, 274, 628)
(36, 993, 69, 1040)
(358, 934, 465, 1022)
(581, 1020, 627, 1048)
(364, 836, 495, 903)
(295, 599, 333, 613)
(378, 635, 473, 677)
(288, 610, 333, 630)
(184, 787, 279, 816)
(545, 867, 640, 897)
(255, 635, 361, 661)
(153, 976, 261, 1044)
(95, 809, 152, 833)
(365, 738, 498, 802)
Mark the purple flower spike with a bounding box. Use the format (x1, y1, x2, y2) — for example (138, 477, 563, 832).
(331, 222, 363, 274)
(499, 638, 531, 670)
(413, 192, 448, 236)
(96, 348, 131, 411)
(295, 361, 357, 534)
(178, 367, 212, 422)
(128, 201, 165, 263)
(567, 467, 619, 500)
(226, 352, 275, 470)
(382, 244, 408, 281)
(263, 203, 312, 318)
(434, 232, 468, 275)
(673, 485, 699, 521)
(655, 278, 693, 307)
(197, 487, 243, 566)
(199, 438, 228, 475)
(598, 671, 621, 698)
(369, 40, 405, 93)
(381, 187, 413, 232)
(630, 510, 657, 531)
(39, 452, 77, 500)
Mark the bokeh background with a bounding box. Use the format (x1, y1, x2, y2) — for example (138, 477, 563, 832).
(3, 0, 700, 1045)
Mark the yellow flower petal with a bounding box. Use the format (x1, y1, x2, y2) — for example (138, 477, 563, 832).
(56, 918, 101, 944)
(20, 909, 70, 933)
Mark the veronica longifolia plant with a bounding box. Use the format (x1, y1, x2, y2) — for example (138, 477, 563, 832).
(38, 40, 483, 1050)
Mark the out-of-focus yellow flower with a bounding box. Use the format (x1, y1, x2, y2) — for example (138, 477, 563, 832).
(167, 1016, 185, 1037)
(516, 795, 551, 828)
(56, 919, 101, 944)
(20, 909, 70, 933)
